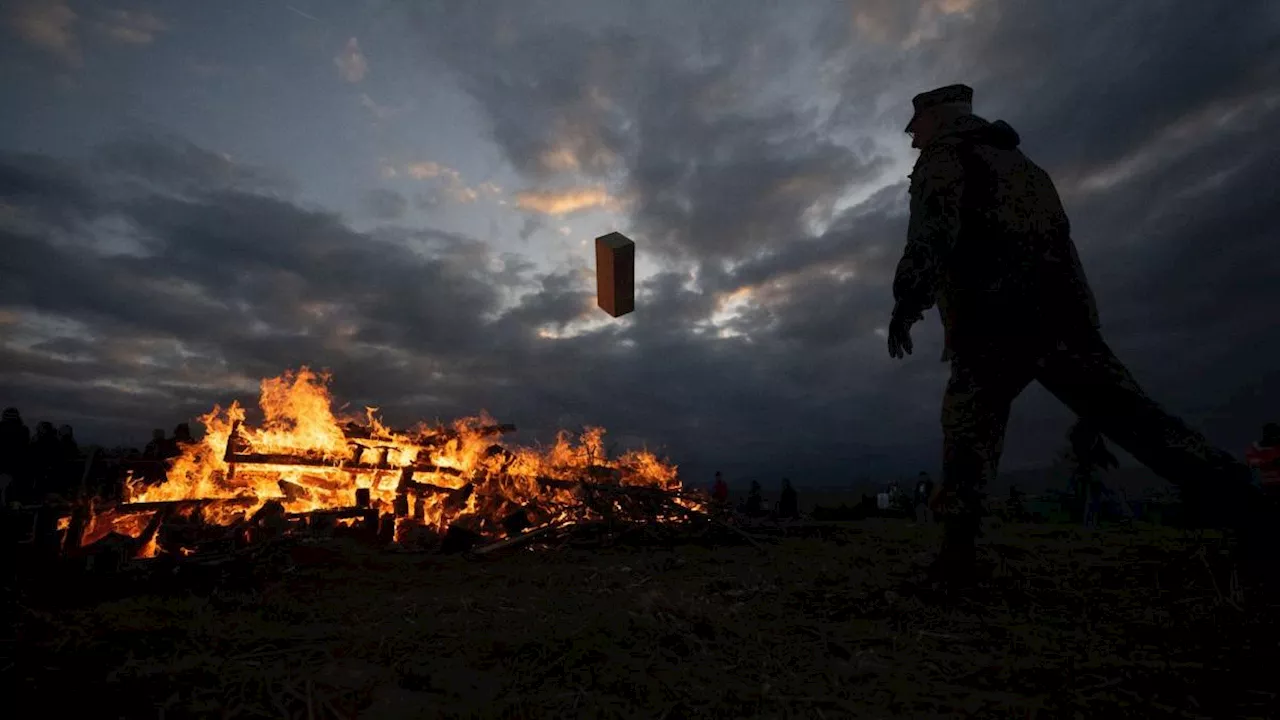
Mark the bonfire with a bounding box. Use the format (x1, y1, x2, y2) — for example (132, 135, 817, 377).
(64, 368, 699, 561)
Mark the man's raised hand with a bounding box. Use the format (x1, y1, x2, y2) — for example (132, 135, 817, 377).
(888, 305, 920, 359)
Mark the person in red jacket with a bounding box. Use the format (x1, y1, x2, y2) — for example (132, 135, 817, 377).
(1246, 423, 1280, 497)
(711, 471, 729, 505)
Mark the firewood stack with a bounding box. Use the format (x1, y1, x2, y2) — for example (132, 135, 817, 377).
(19, 418, 732, 576)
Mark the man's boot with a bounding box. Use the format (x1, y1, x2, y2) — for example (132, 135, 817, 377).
(1231, 490, 1280, 596)
(930, 507, 982, 588)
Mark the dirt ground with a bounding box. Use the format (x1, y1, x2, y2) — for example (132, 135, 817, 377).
(10, 519, 1280, 719)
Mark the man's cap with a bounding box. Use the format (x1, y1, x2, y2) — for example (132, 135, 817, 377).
(905, 83, 974, 132)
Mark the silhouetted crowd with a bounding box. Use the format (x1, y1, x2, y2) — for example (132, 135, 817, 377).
(0, 406, 196, 505)
(1, 408, 83, 505)
(710, 474, 801, 520)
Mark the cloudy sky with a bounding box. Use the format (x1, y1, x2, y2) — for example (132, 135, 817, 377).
(2, 0, 1278, 486)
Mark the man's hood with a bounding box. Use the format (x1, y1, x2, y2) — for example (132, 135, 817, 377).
(936, 114, 1022, 149)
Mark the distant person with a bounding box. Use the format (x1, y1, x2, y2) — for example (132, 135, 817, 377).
(1007, 484, 1026, 522)
(890, 480, 911, 514)
(1070, 419, 1118, 527)
(144, 429, 167, 459)
(711, 471, 729, 505)
(745, 480, 764, 516)
(173, 422, 194, 447)
(914, 471, 935, 524)
(887, 83, 1270, 582)
(57, 424, 79, 460)
(0, 407, 30, 479)
(778, 478, 798, 519)
(29, 421, 60, 500)
(860, 493, 878, 519)
(1246, 423, 1280, 497)
(50, 424, 81, 497)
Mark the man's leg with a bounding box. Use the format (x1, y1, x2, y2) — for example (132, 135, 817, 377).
(1036, 333, 1264, 521)
(1035, 333, 1276, 586)
(938, 354, 1036, 578)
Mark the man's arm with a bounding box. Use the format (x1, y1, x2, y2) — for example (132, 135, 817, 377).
(892, 144, 966, 319)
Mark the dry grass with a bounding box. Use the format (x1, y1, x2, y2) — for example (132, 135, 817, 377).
(11, 519, 1280, 719)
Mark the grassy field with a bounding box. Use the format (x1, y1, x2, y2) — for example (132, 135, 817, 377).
(11, 519, 1280, 719)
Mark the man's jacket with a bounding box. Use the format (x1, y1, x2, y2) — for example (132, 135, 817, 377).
(893, 115, 1101, 359)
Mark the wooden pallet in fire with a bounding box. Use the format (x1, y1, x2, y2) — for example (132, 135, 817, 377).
(220, 419, 516, 479)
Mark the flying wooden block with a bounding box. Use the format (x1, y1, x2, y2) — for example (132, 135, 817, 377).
(595, 232, 635, 317)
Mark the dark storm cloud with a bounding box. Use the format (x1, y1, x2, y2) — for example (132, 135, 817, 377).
(93, 135, 288, 196)
(413, 1, 892, 263)
(489, 270, 593, 335)
(0, 151, 99, 226)
(0, 141, 506, 432)
(937, 1, 1280, 178)
(1090, 102, 1280, 419)
(362, 187, 408, 219)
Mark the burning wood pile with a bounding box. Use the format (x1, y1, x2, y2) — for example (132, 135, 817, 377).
(46, 368, 714, 571)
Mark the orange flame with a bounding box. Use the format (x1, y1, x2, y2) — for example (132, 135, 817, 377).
(91, 368, 686, 553)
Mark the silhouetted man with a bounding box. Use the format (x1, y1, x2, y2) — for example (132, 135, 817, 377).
(744, 480, 763, 516)
(57, 425, 79, 460)
(1007, 485, 1026, 522)
(29, 421, 60, 501)
(1069, 419, 1118, 527)
(914, 471, 935, 524)
(0, 407, 29, 478)
(144, 429, 167, 459)
(888, 84, 1269, 582)
(712, 471, 729, 504)
(888, 480, 908, 515)
(173, 422, 194, 448)
(778, 478, 798, 519)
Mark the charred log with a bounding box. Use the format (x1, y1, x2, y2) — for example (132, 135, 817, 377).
(441, 523, 484, 554)
(587, 465, 623, 483)
(278, 480, 310, 502)
(377, 513, 396, 544)
(81, 532, 137, 573)
(242, 500, 289, 543)
(442, 483, 475, 514)
(502, 509, 532, 536)
(397, 477, 466, 497)
(134, 507, 170, 558)
(472, 522, 562, 555)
